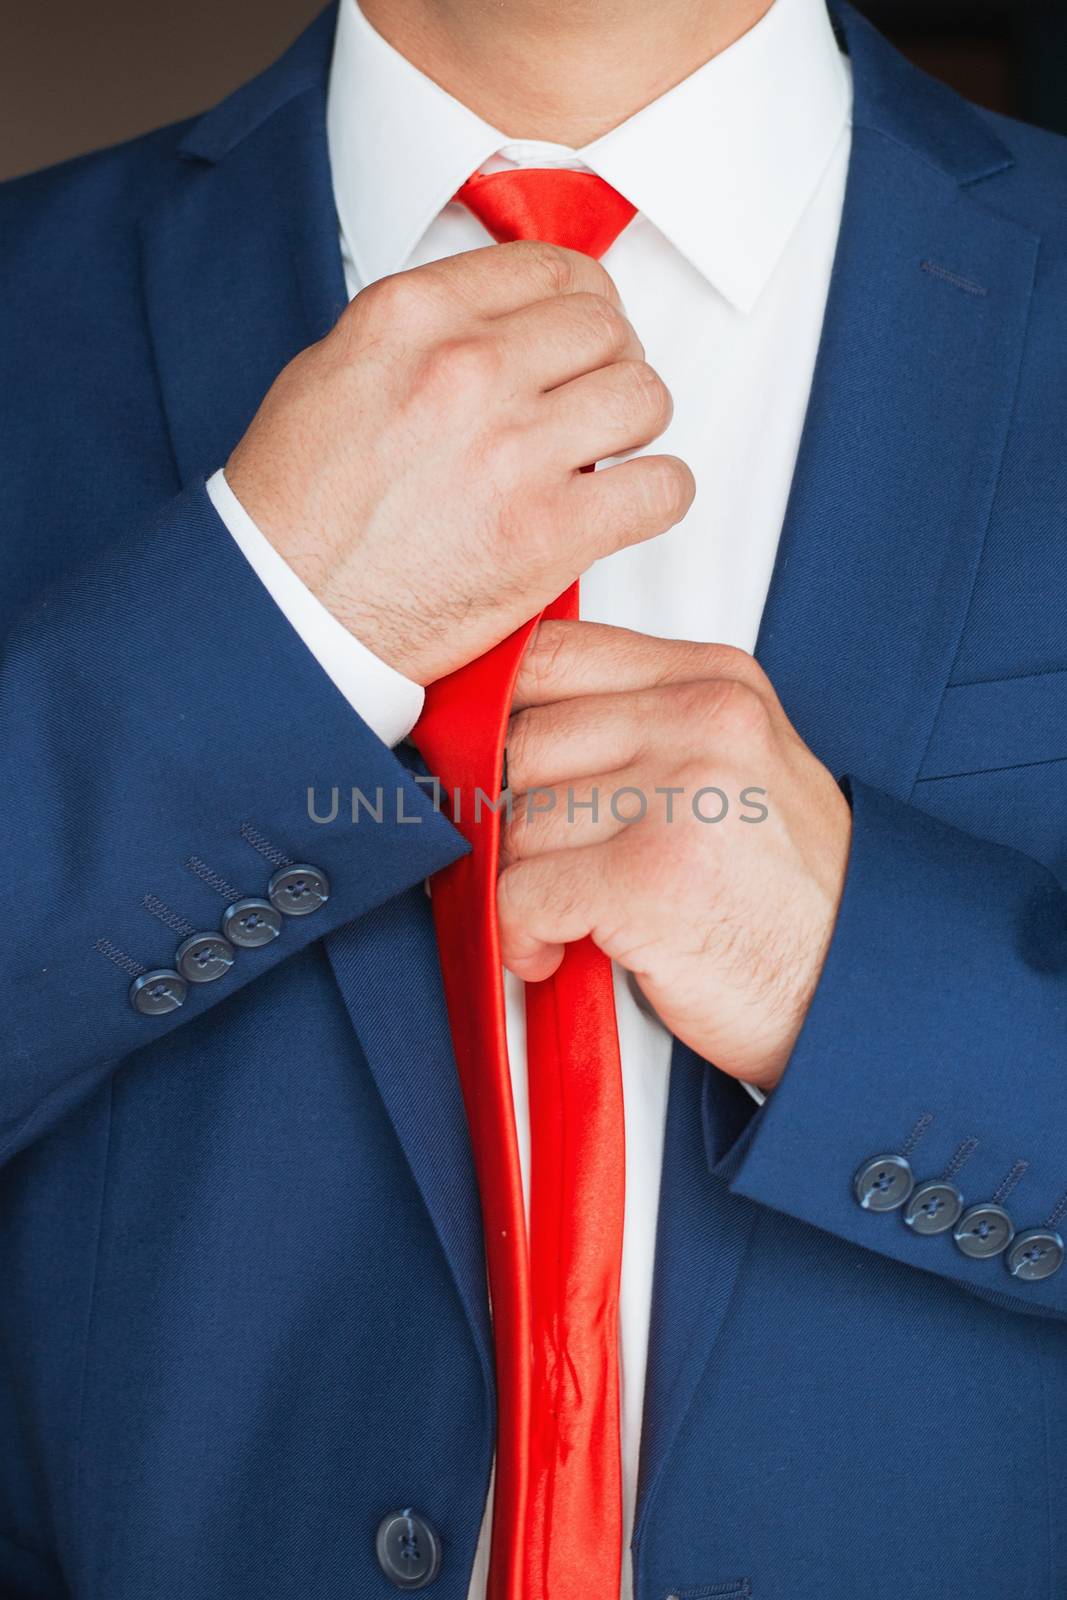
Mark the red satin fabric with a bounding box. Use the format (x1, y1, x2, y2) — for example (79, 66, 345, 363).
(458, 167, 637, 260)
(411, 169, 636, 1600)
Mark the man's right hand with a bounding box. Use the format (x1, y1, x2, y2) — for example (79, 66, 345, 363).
(226, 241, 695, 685)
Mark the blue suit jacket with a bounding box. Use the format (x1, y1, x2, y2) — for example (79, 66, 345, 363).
(2, 6, 1066, 1597)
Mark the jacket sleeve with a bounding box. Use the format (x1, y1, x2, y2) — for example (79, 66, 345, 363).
(0, 483, 463, 1168)
(716, 778, 1067, 1320)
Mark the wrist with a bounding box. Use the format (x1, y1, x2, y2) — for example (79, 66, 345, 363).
(316, 576, 439, 687)
(222, 458, 436, 684)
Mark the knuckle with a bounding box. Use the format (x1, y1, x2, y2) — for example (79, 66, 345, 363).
(505, 708, 533, 784)
(620, 358, 656, 407)
(708, 642, 750, 673)
(504, 797, 539, 861)
(344, 273, 440, 353)
(523, 619, 574, 696)
(496, 859, 526, 923)
(620, 362, 671, 429)
(423, 335, 498, 397)
(637, 455, 692, 523)
(697, 641, 760, 685)
(356, 270, 421, 325)
(579, 292, 629, 351)
(647, 368, 675, 430)
(667, 673, 755, 733)
(276, 342, 322, 390)
(714, 676, 771, 737)
(671, 678, 722, 724)
(329, 300, 364, 356)
(520, 239, 578, 297)
(334, 292, 365, 335)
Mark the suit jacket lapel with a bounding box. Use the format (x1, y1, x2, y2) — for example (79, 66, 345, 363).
(638, 1, 1039, 1542)
(139, 6, 492, 1392)
(635, 1046, 761, 1542)
(325, 891, 495, 1389)
(140, 6, 346, 485)
(754, 28, 1038, 795)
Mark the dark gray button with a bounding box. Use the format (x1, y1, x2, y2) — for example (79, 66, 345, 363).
(129, 969, 188, 1016)
(1006, 1228, 1064, 1282)
(268, 864, 330, 917)
(854, 1154, 914, 1212)
(375, 1508, 441, 1589)
(175, 931, 236, 984)
(954, 1203, 1014, 1259)
(223, 897, 283, 949)
(904, 1180, 964, 1235)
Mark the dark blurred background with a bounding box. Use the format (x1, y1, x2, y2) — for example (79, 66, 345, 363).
(1, 0, 1065, 183)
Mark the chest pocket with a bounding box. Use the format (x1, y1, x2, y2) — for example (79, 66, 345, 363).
(919, 668, 1067, 780)
(912, 668, 1067, 876)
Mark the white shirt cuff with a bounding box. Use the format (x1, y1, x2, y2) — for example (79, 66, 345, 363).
(206, 468, 425, 749)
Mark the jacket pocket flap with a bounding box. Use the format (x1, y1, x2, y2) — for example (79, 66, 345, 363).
(920, 668, 1067, 780)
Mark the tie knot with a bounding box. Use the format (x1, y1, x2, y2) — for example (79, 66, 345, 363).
(456, 168, 636, 260)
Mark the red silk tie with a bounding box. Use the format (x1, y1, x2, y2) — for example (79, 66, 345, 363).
(412, 168, 636, 1600)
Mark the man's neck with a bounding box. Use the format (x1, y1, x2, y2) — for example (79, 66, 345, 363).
(358, 0, 776, 147)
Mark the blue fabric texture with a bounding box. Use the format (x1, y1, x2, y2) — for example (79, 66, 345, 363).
(1, 4, 1066, 1596)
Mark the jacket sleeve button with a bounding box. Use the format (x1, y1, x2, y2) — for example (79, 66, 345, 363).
(903, 1180, 964, 1235)
(223, 897, 283, 948)
(1005, 1228, 1064, 1281)
(853, 1154, 914, 1211)
(129, 969, 188, 1015)
(175, 932, 236, 983)
(953, 1203, 1014, 1259)
(268, 864, 330, 916)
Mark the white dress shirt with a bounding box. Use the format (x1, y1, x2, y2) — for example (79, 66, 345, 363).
(208, 1, 851, 1590)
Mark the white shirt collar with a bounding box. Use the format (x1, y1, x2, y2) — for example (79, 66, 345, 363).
(326, 0, 850, 312)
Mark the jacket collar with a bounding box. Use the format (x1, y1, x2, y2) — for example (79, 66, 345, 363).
(839, 0, 1012, 187)
(178, 5, 339, 165)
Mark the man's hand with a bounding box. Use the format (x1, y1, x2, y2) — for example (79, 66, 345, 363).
(499, 621, 852, 1092)
(227, 242, 694, 684)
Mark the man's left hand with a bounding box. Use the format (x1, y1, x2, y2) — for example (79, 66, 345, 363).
(499, 620, 852, 1093)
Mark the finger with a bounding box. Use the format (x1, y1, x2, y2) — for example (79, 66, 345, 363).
(566, 454, 696, 567)
(497, 844, 617, 981)
(423, 239, 623, 319)
(490, 292, 644, 393)
(500, 771, 637, 867)
(545, 360, 673, 469)
(513, 617, 764, 710)
(506, 692, 658, 792)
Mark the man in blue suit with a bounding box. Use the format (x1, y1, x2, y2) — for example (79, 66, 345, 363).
(2, 0, 1066, 1594)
